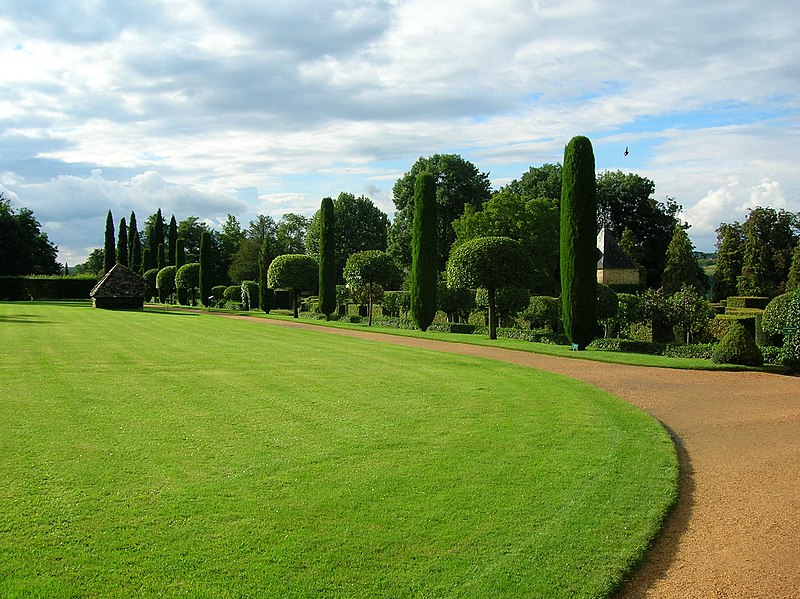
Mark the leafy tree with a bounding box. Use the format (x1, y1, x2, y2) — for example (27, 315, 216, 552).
(142, 245, 154, 273)
(446, 236, 528, 340)
(146, 209, 165, 265)
(128, 212, 140, 271)
(712, 222, 744, 301)
(597, 283, 619, 338)
(669, 285, 713, 343)
(217, 214, 245, 282)
(175, 263, 199, 306)
(258, 235, 274, 313)
(787, 238, 800, 293)
(103, 210, 115, 274)
(267, 254, 318, 318)
(73, 248, 104, 276)
(177, 216, 210, 263)
(0, 196, 60, 276)
(167, 215, 178, 266)
(388, 154, 491, 269)
(522, 296, 561, 331)
(117, 217, 128, 266)
(318, 197, 336, 319)
(437, 279, 475, 323)
(737, 207, 799, 297)
(228, 239, 261, 284)
(275, 213, 309, 255)
(306, 192, 390, 281)
(662, 224, 707, 295)
(343, 250, 402, 326)
(452, 192, 559, 295)
(560, 136, 598, 350)
(410, 172, 438, 331)
(475, 286, 530, 327)
(501, 163, 562, 200)
(199, 231, 213, 307)
(596, 171, 680, 288)
(156, 266, 176, 303)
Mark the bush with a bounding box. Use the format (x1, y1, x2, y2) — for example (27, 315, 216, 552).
(662, 343, 716, 359)
(241, 280, 259, 311)
(475, 286, 530, 327)
(522, 296, 561, 331)
(223, 285, 242, 301)
(437, 282, 475, 323)
(725, 296, 770, 310)
(144, 269, 159, 301)
(711, 322, 763, 366)
(175, 263, 200, 305)
(760, 346, 785, 365)
(762, 293, 792, 344)
(448, 323, 475, 334)
(383, 290, 411, 317)
(588, 338, 665, 355)
(783, 287, 800, 372)
(155, 266, 176, 303)
(211, 285, 227, 300)
(0, 275, 98, 300)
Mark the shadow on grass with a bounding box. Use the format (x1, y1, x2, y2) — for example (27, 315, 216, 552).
(0, 314, 56, 324)
(142, 308, 198, 317)
(614, 424, 695, 598)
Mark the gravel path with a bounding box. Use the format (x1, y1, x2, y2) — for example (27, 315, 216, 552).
(223, 315, 800, 597)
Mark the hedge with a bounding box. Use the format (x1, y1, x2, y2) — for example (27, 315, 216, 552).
(708, 313, 764, 346)
(0, 276, 98, 300)
(725, 296, 770, 310)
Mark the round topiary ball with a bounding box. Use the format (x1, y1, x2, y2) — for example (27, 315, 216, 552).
(711, 321, 763, 366)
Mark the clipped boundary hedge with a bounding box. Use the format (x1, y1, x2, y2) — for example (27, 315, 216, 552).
(0, 276, 98, 300)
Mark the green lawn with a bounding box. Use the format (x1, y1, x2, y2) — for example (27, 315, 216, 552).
(0, 302, 677, 598)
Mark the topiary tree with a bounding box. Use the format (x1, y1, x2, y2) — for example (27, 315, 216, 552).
(267, 254, 319, 318)
(157, 243, 166, 271)
(522, 296, 561, 331)
(782, 286, 800, 372)
(103, 210, 115, 274)
(175, 262, 199, 306)
(318, 197, 336, 319)
(156, 265, 177, 304)
(343, 250, 402, 326)
(762, 292, 792, 346)
(788, 238, 800, 293)
(446, 236, 528, 340)
(712, 321, 763, 366)
(199, 231, 213, 307)
(560, 135, 597, 350)
(144, 268, 159, 302)
(241, 280, 259, 311)
(117, 217, 128, 267)
(211, 285, 227, 305)
(167, 215, 178, 266)
(475, 286, 530, 328)
(175, 238, 187, 304)
(410, 171, 438, 331)
(382, 290, 411, 318)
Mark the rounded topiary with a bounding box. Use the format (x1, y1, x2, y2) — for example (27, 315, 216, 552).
(711, 321, 763, 366)
(410, 170, 438, 331)
(783, 286, 800, 372)
(475, 286, 530, 326)
(155, 265, 177, 303)
(224, 285, 242, 301)
(522, 296, 562, 331)
(762, 293, 792, 342)
(212, 285, 227, 300)
(144, 268, 159, 302)
(241, 280, 259, 311)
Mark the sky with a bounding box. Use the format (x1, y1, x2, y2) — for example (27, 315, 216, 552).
(1, 0, 798, 264)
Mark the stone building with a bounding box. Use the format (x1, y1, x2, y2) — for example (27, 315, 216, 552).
(90, 264, 146, 309)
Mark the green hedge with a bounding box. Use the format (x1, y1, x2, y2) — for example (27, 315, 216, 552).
(725, 296, 769, 310)
(708, 313, 764, 345)
(0, 276, 98, 300)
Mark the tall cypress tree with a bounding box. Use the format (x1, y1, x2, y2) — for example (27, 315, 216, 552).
(167, 215, 178, 266)
(103, 210, 116, 274)
(175, 238, 187, 305)
(148, 208, 164, 264)
(117, 217, 128, 266)
(258, 235, 274, 313)
(128, 212, 139, 267)
(560, 135, 597, 350)
(199, 231, 212, 306)
(410, 171, 438, 331)
(318, 197, 336, 319)
(131, 230, 143, 274)
(157, 243, 166, 271)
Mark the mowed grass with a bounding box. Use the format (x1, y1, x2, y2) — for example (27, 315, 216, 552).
(0, 302, 677, 598)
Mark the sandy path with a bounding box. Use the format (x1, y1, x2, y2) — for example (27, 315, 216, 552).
(222, 315, 800, 597)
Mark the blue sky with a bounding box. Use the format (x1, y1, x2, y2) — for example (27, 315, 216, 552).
(1, 0, 798, 263)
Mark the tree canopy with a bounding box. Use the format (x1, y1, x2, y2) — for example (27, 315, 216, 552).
(267, 253, 319, 318)
(661, 224, 707, 295)
(0, 195, 60, 276)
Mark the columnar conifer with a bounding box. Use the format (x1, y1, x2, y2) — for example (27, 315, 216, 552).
(318, 197, 336, 319)
(117, 217, 128, 266)
(128, 212, 139, 268)
(103, 210, 115, 274)
(199, 231, 212, 306)
(175, 238, 187, 304)
(410, 171, 438, 331)
(259, 236, 273, 313)
(157, 243, 166, 271)
(560, 135, 597, 350)
(167, 215, 178, 266)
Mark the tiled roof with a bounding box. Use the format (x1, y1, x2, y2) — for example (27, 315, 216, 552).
(90, 264, 146, 298)
(597, 227, 638, 269)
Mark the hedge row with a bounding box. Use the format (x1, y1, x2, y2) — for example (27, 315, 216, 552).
(0, 276, 98, 300)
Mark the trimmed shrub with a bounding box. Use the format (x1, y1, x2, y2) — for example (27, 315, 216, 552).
(241, 280, 259, 311)
(318, 196, 336, 318)
(711, 321, 763, 366)
(155, 266, 176, 303)
(383, 290, 411, 317)
(410, 171, 438, 331)
(224, 285, 242, 301)
(760, 346, 785, 366)
(199, 231, 212, 307)
(175, 262, 200, 306)
(0, 276, 98, 300)
(762, 293, 792, 344)
(143, 268, 158, 301)
(588, 338, 665, 355)
(212, 285, 227, 300)
(662, 343, 716, 359)
(725, 296, 769, 310)
(475, 286, 530, 327)
(448, 323, 475, 334)
(783, 286, 800, 372)
(522, 296, 561, 331)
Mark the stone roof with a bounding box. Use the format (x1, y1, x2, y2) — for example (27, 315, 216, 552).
(90, 264, 146, 298)
(597, 227, 638, 270)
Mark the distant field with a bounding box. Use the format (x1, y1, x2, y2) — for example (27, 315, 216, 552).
(0, 302, 677, 598)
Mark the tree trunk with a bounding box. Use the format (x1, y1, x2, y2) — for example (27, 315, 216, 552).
(368, 282, 373, 326)
(488, 287, 497, 340)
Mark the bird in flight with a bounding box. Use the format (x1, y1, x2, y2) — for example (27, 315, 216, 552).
(624, 146, 629, 157)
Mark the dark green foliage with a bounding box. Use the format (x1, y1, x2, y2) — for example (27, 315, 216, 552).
(597, 283, 619, 337)
(388, 154, 491, 269)
(175, 262, 199, 306)
(175, 238, 187, 304)
(410, 171, 438, 331)
(157, 243, 165, 271)
(156, 266, 176, 303)
(343, 250, 402, 326)
(712, 222, 744, 301)
(148, 209, 165, 264)
(382, 290, 410, 317)
(437, 281, 474, 323)
(142, 245, 154, 273)
(0, 275, 97, 300)
(446, 236, 528, 340)
(501, 163, 562, 200)
(560, 136, 598, 350)
(258, 235, 273, 313)
(103, 210, 115, 274)
(762, 293, 792, 343)
(522, 296, 561, 331)
(787, 238, 800, 293)
(783, 286, 800, 372)
(199, 231, 213, 307)
(475, 287, 530, 327)
(267, 254, 319, 318)
(128, 212, 139, 271)
(211, 285, 227, 300)
(668, 285, 714, 343)
(241, 280, 259, 311)
(711, 322, 763, 366)
(318, 197, 336, 318)
(143, 268, 158, 302)
(662, 224, 707, 294)
(167, 215, 178, 266)
(117, 217, 128, 267)
(725, 296, 770, 310)
(737, 207, 799, 297)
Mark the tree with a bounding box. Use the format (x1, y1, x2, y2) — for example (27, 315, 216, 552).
(343, 250, 402, 326)
(388, 154, 492, 269)
(275, 213, 309, 255)
(596, 283, 619, 338)
(318, 197, 336, 319)
(0, 195, 60, 276)
(116, 217, 128, 267)
(737, 207, 799, 297)
(146, 209, 165, 264)
(306, 192, 390, 281)
(157, 243, 166, 271)
(662, 224, 707, 295)
(560, 136, 598, 350)
(167, 215, 178, 266)
(596, 171, 680, 288)
(103, 210, 115, 274)
(228, 239, 261, 284)
(74, 248, 104, 276)
(446, 236, 528, 340)
(175, 238, 187, 304)
(712, 222, 744, 301)
(669, 285, 713, 343)
(176, 263, 200, 306)
(128, 212, 140, 271)
(267, 254, 319, 318)
(156, 266, 176, 303)
(410, 172, 438, 331)
(199, 231, 213, 307)
(217, 214, 245, 282)
(452, 192, 559, 295)
(177, 216, 210, 263)
(501, 163, 563, 201)
(258, 235, 274, 314)
(475, 286, 529, 327)
(787, 238, 800, 293)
